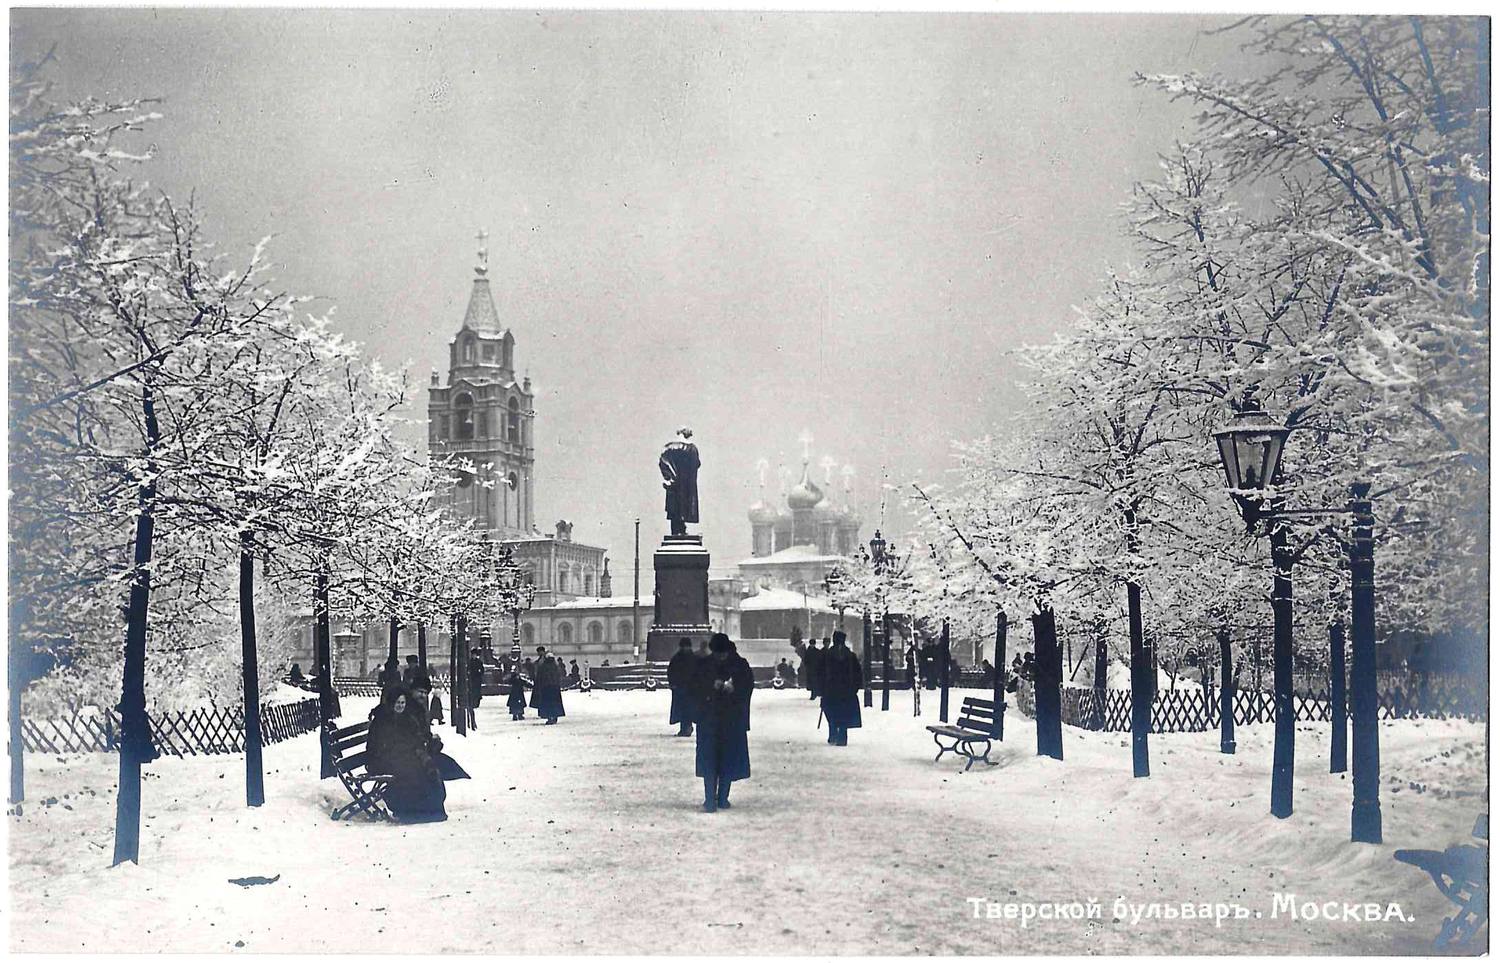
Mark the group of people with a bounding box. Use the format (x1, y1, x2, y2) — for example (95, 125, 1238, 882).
(503, 646, 568, 724)
(793, 632, 863, 746)
(366, 672, 470, 823)
(666, 635, 754, 813)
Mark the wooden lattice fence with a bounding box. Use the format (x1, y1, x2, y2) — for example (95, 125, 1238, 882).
(20, 697, 322, 756)
(1016, 674, 1484, 735)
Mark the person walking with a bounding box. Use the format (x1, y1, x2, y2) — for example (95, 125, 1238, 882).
(466, 647, 485, 730)
(803, 636, 824, 702)
(819, 631, 863, 746)
(667, 638, 698, 736)
(505, 665, 529, 721)
(693, 634, 754, 813)
(530, 647, 566, 724)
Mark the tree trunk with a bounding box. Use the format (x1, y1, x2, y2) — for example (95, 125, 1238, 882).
(8, 598, 26, 805)
(992, 610, 1007, 740)
(1269, 519, 1296, 818)
(386, 614, 400, 680)
(1093, 630, 1108, 731)
(8, 649, 23, 806)
(862, 611, 872, 708)
(113, 384, 162, 866)
(1032, 605, 1063, 760)
(1218, 626, 1236, 755)
(417, 621, 428, 671)
(938, 620, 951, 723)
(314, 556, 336, 779)
(1127, 578, 1150, 778)
(880, 612, 892, 712)
(451, 615, 467, 736)
(1330, 617, 1347, 774)
(239, 530, 265, 807)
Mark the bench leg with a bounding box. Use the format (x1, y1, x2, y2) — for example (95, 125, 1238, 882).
(332, 788, 389, 822)
(932, 732, 957, 763)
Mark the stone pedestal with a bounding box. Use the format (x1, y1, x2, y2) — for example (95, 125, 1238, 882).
(645, 534, 711, 662)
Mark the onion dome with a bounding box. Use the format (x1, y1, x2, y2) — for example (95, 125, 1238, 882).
(748, 500, 778, 525)
(812, 497, 840, 523)
(787, 464, 824, 510)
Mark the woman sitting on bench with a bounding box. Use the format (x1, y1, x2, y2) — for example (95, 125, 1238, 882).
(368, 686, 448, 823)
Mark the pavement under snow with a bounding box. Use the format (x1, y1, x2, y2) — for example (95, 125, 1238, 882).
(6, 688, 1487, 954)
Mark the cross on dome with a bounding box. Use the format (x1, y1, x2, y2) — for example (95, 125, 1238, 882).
(476, 228, 489, 276)
(798, 429, 814, 463)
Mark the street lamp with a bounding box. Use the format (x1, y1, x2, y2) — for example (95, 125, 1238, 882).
(1213, 408, 1381, 843)
(1212, 404, 1290, 529)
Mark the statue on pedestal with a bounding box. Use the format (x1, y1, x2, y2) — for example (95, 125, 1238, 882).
(659, 427, 701, 536)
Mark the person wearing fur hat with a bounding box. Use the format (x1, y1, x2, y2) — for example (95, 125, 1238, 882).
(693, 633, 754, 813)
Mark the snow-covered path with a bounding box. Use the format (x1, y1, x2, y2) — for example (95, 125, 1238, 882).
(7, 689, 1486, 954)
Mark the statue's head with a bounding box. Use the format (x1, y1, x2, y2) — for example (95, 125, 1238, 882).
(677, 426, 693, 440)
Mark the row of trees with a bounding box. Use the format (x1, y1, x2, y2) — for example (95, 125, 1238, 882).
(8, 53, 519, 863)
(842, 17, 1488, 780)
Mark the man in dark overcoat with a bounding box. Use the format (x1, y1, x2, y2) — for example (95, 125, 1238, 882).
(667, 637, 698, 736)
(466, 647, 485, 730)
(530, 646, 566, 724)
(819, 630, 863, 746)
(803, 636, 823, 702)
(694, 633, 754, 813)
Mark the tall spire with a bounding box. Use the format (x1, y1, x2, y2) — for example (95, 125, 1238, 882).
(461, 228, 503, 332)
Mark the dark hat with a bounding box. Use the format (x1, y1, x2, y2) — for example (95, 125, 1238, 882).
(708, 633, 733, 653)
(833, 630, 848, 645)
(678, 638, 693, 649)
(536, 646, 547, 654)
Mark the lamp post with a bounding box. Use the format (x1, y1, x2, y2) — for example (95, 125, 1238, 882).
(1213, 406, 1381, 842)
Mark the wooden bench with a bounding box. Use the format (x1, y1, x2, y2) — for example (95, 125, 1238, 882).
(323, 719, 394, 821)
(926, 697, 1002, 771)
(1394, 812, 1488, 949)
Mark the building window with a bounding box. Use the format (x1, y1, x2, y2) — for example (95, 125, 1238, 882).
(463, 339, 475, 363)
(583, 572, 594, 595)
(483, 343, 496, 361)
(475, 411, 487, 438)
(521, 623, 535, 645)
(617, 621, 633, 644)
(508, 397, 520, 443)
(558, 568, 569, 594)
(557, 623, 573, 645)
(588, 621, 603, 644)
(453, 393, 474, 440)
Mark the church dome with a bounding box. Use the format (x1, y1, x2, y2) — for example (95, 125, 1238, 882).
(748, 500, 778, 525)
(812, 497, 840, 523)
(787, 476, 824, 510)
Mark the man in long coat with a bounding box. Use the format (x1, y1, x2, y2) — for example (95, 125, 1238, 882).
(667, 637, 698, 736)
(694, 633, 754, 813)
(802, 636, 823, 702)
(658, 427, 701, 537)
(819, 630, 863, 746)
(530, 646, 566, 724)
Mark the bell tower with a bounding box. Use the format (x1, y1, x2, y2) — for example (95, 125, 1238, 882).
(428, 231, 537, 535)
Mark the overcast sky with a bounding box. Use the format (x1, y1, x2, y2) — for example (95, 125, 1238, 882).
(12, 10, 1254, 579)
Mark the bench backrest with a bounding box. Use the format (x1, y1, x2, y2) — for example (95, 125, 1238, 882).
(325, 720, 372, 775)
(956, 697, 1000, 733)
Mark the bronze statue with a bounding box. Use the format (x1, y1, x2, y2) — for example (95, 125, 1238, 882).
(659, 427, 701, 536)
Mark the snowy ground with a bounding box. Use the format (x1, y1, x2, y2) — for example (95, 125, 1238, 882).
(7, 688, 1488, 954)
